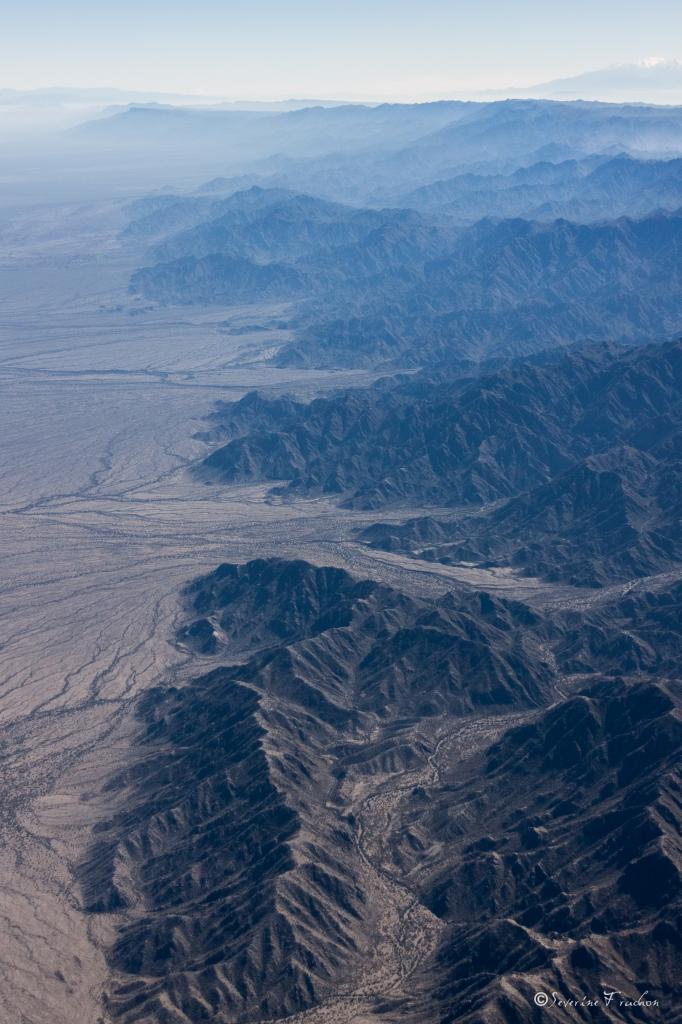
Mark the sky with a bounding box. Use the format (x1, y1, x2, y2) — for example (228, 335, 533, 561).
(3, 0, 682, 100)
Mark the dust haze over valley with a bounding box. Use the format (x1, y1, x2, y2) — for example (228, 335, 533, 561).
(3, 16, 682, 1024)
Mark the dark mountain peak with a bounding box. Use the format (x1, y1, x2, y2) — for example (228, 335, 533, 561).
(179, 557, 383, 656)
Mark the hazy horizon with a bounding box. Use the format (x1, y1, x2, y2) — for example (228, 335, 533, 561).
(4, 61, 682, 105)
(5, 58, 682, 142)
(3, 0, 682, 102)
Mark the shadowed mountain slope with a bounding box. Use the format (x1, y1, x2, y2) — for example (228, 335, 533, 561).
(365, 444, 682, 587)
(129, 190, 452, 309)
(201, 337, 681, 506)
(81, 559, 682, 1023)
(82, 559, 565, 1022)
(277, 206, 682, 368)
(396, 677, 682, 1023)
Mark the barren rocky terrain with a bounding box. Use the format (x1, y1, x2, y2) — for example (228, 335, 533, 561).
(0, 205, 545, 1024)
(1, 149, 680, 1023)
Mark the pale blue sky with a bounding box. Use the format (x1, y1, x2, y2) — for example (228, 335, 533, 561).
(4, 0, 682, 99)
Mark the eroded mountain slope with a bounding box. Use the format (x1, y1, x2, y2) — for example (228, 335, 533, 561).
(81, 559, 682, 1023)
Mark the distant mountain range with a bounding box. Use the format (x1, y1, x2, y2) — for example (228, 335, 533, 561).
(398, 153, 682, 223)
(73, 99, 474, 174)
(120, 101, 682, 372)
(85, 99, 682, 191)
(10, 90, 682, 200)
(6, 58, 682, 135)
(0, 86, 349, 132)
(513, 59, 682, 104)
(128, 185, 682, 367)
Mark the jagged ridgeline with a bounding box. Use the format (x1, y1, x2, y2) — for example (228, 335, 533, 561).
(81, 558, 682, 1023)
(198, 339, 682, 587)
(128, 188, 682, 368)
